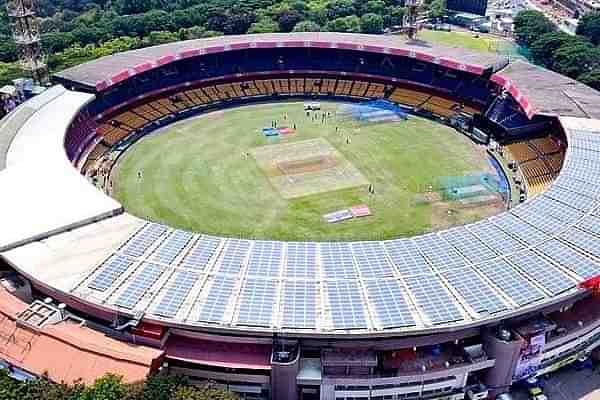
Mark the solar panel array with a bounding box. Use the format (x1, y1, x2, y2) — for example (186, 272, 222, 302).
(285, 242, 317, 279)
(197, 275, 236, 323)
(78, 129, 600, 333)
(113, 262, 166, 310)
(403, 275, 464, 325)
(237, 278, 278, 327)
(150, 230, 194, 264)
(217, 239, 251, 275)
(119, 223, 168, 258)
(506, 251, 574, 295)
(439, 227, 497, 264)
(246, 241, 283, 277)
(88, 255, 135, 292)
(320, 242, 356, 279)
(442, 267, 507, 315)
(352, 242, 396, 278)
(466, 221, 525, 255)
(536, 240, 600, 279)
(383, 239, 432, 276)
(364, 279, 415, 328)
(476, 259, 544, 307)
(179, 235, 222, 271)
(413, 234, 466, 271)
(152, 270, 200, 318)
(325, 280, 367, 329)
(281, 280, 317, 329)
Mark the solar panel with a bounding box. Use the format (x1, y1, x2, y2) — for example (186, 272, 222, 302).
(506, 251, 575, 295)
(320, 242, 356, 279)
(217, 239, 251, 275)
(285, 242, 317, 279)
(152, 270, 200, 318)
(246, 241, 283, 278)
(114, 263, 166, 310)
(150, 230, 195, 265)
(466, 221, 525, 255)
(536, 239, 600, 279)
(545, 187, 596, 212)
(236, 278, 278, 327)
(577, 214, 600, 237)
(364, 279, 416, 328)
(197, 275, 236, 323)
(560, 227, 600, 259)
(179, 235, 222, 271)
(119, 223, 168, 258)
(403, 274, 464, 325)
(556, 174, 600, 200)
(439, 227, 498, 264)
(281, 280, 317, 329)
(442, 268, 507, 315)
(383, 239, 433, 276)
(351, 242, 396, 278)
(475, 259, 545, 306)
(88, 255, 135, 292)
(325, 280, 368, 329)
(514, 195, 581, 226)
(491, 213, 548, 246)
(413, 233, 467, 271)
(510, 199, 566, 235)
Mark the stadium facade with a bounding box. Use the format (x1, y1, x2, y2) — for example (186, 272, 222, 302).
(1, 33, 600, 400)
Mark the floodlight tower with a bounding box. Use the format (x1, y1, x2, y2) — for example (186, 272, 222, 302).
(6, 0, 48, 84)
(404, 0, 423, 40)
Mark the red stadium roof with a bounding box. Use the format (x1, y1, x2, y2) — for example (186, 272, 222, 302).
(53, 32, 509, 92)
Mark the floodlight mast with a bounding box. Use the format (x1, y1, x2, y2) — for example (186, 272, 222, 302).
(404, 0, 423, 40)
(6, 0, 49, 84)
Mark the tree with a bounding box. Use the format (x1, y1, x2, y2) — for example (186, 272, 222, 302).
(428, 0, 446, 19)
(513, 10, 555, 46)
(326, 0, 356, 20)
(360, 13, 384, 34)
(248, 17, 280, 33)
(325, 15, 361, 32)
(578, 67, 600, 90)
(552, 40, 600, 78)
(173, 385, 239, 400)
(277, 10, 303, 32)
(360, 0, 386, 15)
(292, 20, 321, 32)
(80, 374, 127, 400)
(383, 6, 405, 28)
(223, 13, 256, 35)
(529, 31, 580, 68)
(577, 12, 600, 45)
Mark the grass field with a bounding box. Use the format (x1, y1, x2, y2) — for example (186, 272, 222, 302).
(113, 101, 497, 241)
(416, 30, 526, 60)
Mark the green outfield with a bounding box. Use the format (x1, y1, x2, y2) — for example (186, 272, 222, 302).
(416, 30, 526, 60)
(112, 101, 498, 241)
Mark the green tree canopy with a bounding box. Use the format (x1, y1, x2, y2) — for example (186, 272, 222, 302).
(513, 10, 555, 46)
(360, 13, 384, 34)
(552, 39, 600, 78)
(529, 31, 581, 68)
(577, 11, 600, 45)
(325, 15, 361, 32)
(248, 17, 280, 33)
(292, 20, 322, 32)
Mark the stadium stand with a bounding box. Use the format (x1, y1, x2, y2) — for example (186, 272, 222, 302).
(504, 136, 565, 196)
(90, 78, 400, 148)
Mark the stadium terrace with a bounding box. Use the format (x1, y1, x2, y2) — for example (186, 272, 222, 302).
(1, 33, 600, 400)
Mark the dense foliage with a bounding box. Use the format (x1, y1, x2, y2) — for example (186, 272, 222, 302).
(0, 0, 426, 84)
(514, 9, 600, 89)
(0, 370, 239, 400)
